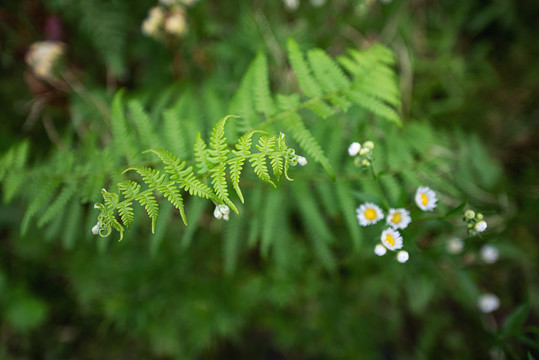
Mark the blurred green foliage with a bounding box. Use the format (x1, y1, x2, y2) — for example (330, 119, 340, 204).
(1, 0, 538, 359)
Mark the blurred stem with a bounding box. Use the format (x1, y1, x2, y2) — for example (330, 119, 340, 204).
(370, 162, 390, 210)
(61, 70, 110, 126)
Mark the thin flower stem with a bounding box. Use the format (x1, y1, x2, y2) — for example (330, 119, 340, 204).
(370, 162, 390, 210)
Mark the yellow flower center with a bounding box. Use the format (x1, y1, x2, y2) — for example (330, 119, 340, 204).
(364, 208, 377, 221)
(384, 234, 395, 247)
(421, 193, 429, 206)
(391, 212, 402, 224)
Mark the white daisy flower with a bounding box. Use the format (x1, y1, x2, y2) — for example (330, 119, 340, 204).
(348, 142, 361, 156)
(380, 228, 403, 251)
(415, 186, 438, 211)
(356, 202, 384, 226)
(477, 293, 500, 313)
(480, 244, 499, 264)
(396, 250, 409, 263)
(386, 208, 411, 229)
(374, 244, 387, 256)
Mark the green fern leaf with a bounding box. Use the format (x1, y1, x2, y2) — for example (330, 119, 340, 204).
(125, 166, 165, 189)
(117, 200, 134, 229)
(178, 166, 217, 200)
(193, 132, 211, 174)
(211, 164, 229, 203)
(208, 115, 232, 165)
(250, 136, 276, 187)
(128, 99, 160, 149)
(280, 111, 335, 178)
(157, 182, 187, 225)
(287, 39, 323, 98)
(21, 178, 60, 235)
(307, 48, 351, 93)
(230, 130, 259, 203)
(135, 191, 159, 234)
(37, 181, 77, 228)
(117, 180, 141, 199)
(252, 52, 276, 117)
(111, 90, 139, 164)
(344, 89, 401, 126)
(144, 149, 187, 181)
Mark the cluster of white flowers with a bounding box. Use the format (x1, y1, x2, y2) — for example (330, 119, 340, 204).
(142, 1, 194, 40)
(25, 41, 65, 80)
(348, 140, 374, 168)
(213, 204, 230, 221)
(356, 202, 411, 263)
(463, 209, 487, 236)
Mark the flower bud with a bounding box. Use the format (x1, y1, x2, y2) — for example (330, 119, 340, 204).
(475, 220, 487, 233)
(297, 156, 307, 166)
(374, 244, 386, 256)
(464, 209, 475, 220)
(396, 250, 409, 263)
(363, 141, 374, 149)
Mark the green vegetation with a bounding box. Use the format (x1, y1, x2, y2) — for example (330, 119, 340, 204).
(1, 0, 538, 359)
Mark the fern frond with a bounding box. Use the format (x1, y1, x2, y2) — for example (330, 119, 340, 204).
(125, 166, 165, 189)
(250, 136, 276, 187)
(157, 182, 187, 225)
(37, 181, 77, 228)
(287, 39, 323, 98)
(307, 48, 351, 93)
(128, 99, 160, 149)
(117, 200, 134, 230)
(280, 111, 335, 178)
(208, 116, 232, 165)
(252, 52, 276, 117)
(118, 180, 142, 199)
(143, 149, 187, 181)
(111, 90, 139, 164)
(230, 131, 258, 203)
(179, 166, 216, 200)
(135, 191, 159, 234)
(194, 132, 210, 174)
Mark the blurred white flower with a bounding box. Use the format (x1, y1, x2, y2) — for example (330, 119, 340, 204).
(356, 202, 384, 226)
(25, 41, 65, 79)
(396, 250, 409, 263)
(297, 156, 308, 166)
(478, 293, 500, 313)
(380, 228, 403, 251)
(446, 237, 464, 254)
(348, 142, 361, 156)
(283, 0, 300, 11)
(415, 186, 438, 211)
(374, 244, 387, 256)
(164, 9, 188, 36)
(386, 208, 411, 230)
(480, 244, 499, 264)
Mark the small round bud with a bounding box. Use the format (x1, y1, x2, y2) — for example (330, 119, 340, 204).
(92, 224, 100, 235)
(396, 250, 409, 263)
(363, 141, 374, 149)
(223, 214, 229, 221)
(476, 213, 484, 220)
(464, 209, 475, 220)
(475, 220, 487, 233)
(374, 244, 387, 256)
(297, 156, 307, 166)
(361, 159, 371, 167)
(359, 147, 370, 156)
(218, 204, 230, 215)
(213, 206, 223, 220)
(348, 142, 361, 156)
(467, 223, 474, 229)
